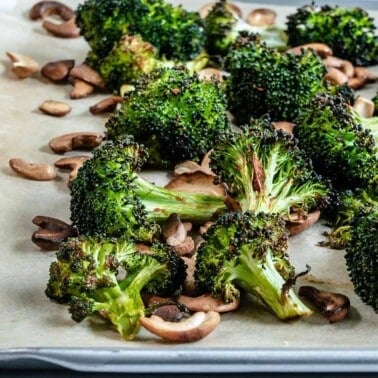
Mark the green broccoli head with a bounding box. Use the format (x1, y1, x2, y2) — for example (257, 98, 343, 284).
(94, 34, 209, 93)
(105, 66, 231, 168)
(285, 4, 378, 66)
(224, 32, 326, 123)
(97, 35, 161, 92)
(294, 93, 378, 192)
(195, 211, 313, 320)
(46, 236, 187, 339)
(204, 0, 287, 58)
(323, 189, 378, 250)
(75, 0, 205, 62)
(70, 136, 228, 239)
(345, 204, 378, 312)
(209, 116, 329, 217)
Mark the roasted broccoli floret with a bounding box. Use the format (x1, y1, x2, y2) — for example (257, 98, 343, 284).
(285, 4, 378, 66)
(95, 34, 208, 92)
(210, 116, 329, 217)
(70, 136, 227, 240)
(294, 93, 378, 192)
(46, 236, 186, 339)
(345, 204, 378, 312)
(195, 211, 313, 319)
(75, 0, 205, 62)
(203, 0, 287, 59)
(224, 32, 326, 123)
(322, 189, 378, 249)
(195, 118, 328, 320)
(105, 66, 231, 168)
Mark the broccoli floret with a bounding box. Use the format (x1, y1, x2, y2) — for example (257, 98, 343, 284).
(203, 0, 287, 59)
(46, 236, 186, 339)
(95, 34, 208, 92)
(210, 116, 329, 217)
(105, 66, 231, 168)
(345, 204, 378, 312)
(75, 0, 205, 62)
(294, 93, 378, 192)
(285, 4, 378, 66)
(70, 136, 228, 239)
(195, 211, 313, 320)
(224, 32, 326, 123)
(322, 189, 378, 249)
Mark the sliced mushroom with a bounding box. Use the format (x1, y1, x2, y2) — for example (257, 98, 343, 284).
(9, 158, 57, 181)
(89, 95, 123, 114)
(162, 214, 188, 247)
(140, 311, 221, 342)
(165, 171, 226, 197)
(272, 121, 294, 134)
(197, 68, 225, 82)
(177, 294, 240, 313)
(150, 304, 185, 323)
(32, 215, 76, 250)
(287, 43, 333, 58)
(42, 17, 80, 38)
(69, 64, 106, 89)
(49, 132, 103, 153)
(70, 78, 95, 99)
(323, 56, 354, 78)
(298, 285, 350, 323)
(29, 1, 74, 21)
(353, 66, 377, 83)
(55, 155, 89, 185)
(324, 67, 348, 86)
(247, 8, 277, 27)
(39, 100, 71, 117)
(6, 51, 39, 79)
(181, 255, 198, 296)
(41, 59, 75, 82)
(352, 96, 375, 119)
(285, 210, 321, 236)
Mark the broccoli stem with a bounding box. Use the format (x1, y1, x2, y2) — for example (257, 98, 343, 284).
(227, 248, 313, 319)
(93, 261, 165, 340)
(133, 175, 227, 224)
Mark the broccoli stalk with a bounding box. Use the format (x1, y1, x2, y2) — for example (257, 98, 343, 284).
(105, 66, 231, 168)
(204, 0, 287, 58)
(70, 136, 227, 240)
(224, 32, 327, 124)
(195, 212, 313, 319)
(294, 93, 378, 192)
(285, 4, 378, 66)
(46, 237, 187, 340)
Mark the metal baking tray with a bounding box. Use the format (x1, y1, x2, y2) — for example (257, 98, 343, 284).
(0, 0, 377, 373)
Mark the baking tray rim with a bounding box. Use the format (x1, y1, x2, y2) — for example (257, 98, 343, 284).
(1, 347, 378, 372)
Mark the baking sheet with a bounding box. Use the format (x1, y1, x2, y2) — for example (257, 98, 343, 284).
(0, 0, 377, 373)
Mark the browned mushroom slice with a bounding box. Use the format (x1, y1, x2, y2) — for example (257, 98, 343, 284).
(165, 171, 226, 197)
(285, 210, 321, 236)
(298, 286, 350, 323)
(140, 310, 221, 342)
(247, 8, 277, 27)
(177, 294, 240, 313)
